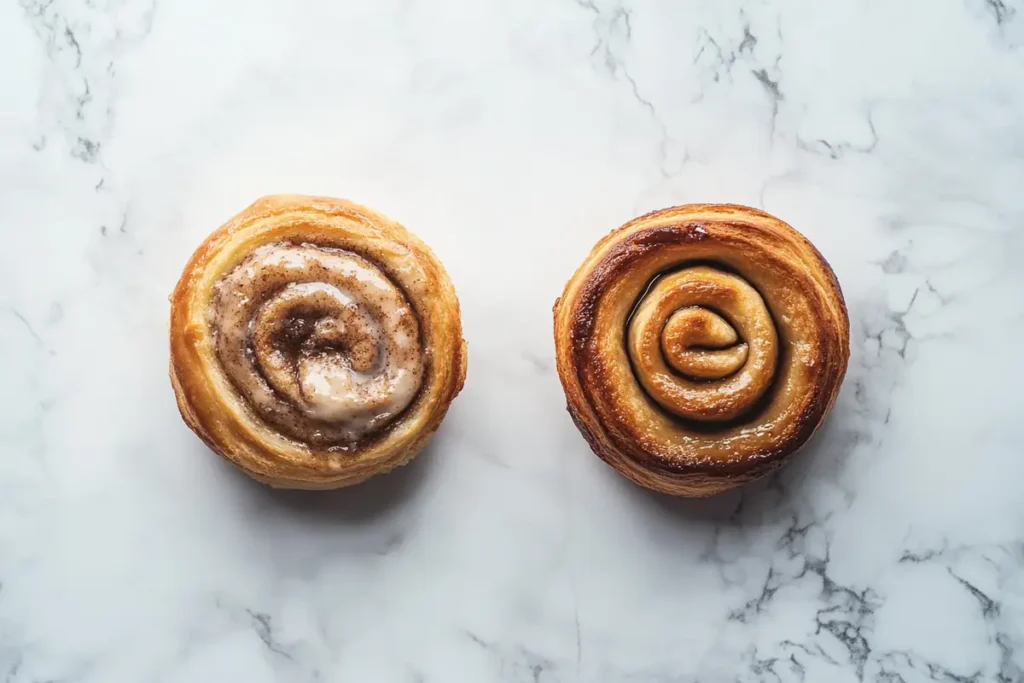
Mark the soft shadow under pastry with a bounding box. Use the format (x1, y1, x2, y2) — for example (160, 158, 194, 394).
(553, 204, 849, 497)
(170, 194, 466, 489)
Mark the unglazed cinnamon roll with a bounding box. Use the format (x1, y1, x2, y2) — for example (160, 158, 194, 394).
(170, 195, 466, 489)
(553, 204, 849, 497)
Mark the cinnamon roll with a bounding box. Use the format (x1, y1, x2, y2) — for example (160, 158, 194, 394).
(170, 195, 466, 489)
(553, 204, 849, 497)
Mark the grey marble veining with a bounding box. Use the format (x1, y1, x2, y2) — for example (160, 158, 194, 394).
(1, 0, 1023, 681)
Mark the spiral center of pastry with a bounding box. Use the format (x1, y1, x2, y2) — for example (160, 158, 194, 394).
(660, 307, 749, 379)
(627, 265, 778, 422)
(210, 243, 424, 447)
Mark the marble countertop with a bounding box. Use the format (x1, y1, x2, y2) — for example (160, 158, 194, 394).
(3, 1, 1024, 681)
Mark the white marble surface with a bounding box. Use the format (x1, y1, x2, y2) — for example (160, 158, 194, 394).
(2, 0, 1024, 681)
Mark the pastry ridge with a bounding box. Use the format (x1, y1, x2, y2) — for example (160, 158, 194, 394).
(170, 194, 467, 489)
(553, 204, 849, 497)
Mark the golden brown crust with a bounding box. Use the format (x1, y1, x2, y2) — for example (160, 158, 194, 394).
(553, 204, 849, 497)
(170, 194, 467, 489)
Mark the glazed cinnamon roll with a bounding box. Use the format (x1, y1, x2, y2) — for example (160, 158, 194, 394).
(170, 195, 466, 489)
(553, 205, 849, 497)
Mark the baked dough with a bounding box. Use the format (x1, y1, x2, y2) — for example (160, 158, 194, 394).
(170, 195, 466, 489)
(553, 204, 849, 496)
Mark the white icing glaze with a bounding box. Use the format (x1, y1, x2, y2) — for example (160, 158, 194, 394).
(209, 243, 424, 447)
